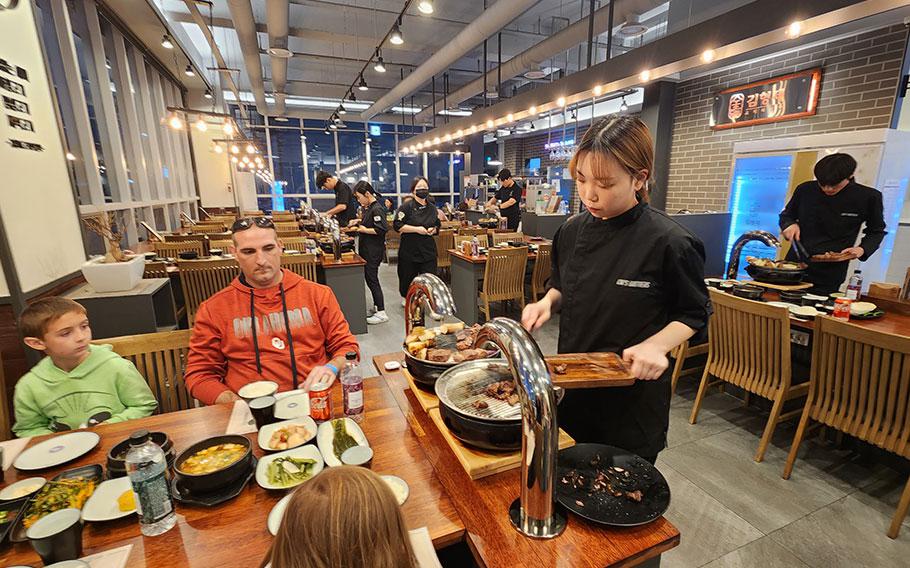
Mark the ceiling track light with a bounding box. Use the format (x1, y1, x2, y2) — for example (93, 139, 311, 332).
(161, 35, 173, 49)
(390, 20, 404, 45)
(418, 0, 434, 15)
(338, 104, 347, 115)
(203, 89, 213, 100)
(184, 65, 195, 77)
(358, 76, 369, 91)
(374, 50, 386, 73)
(620, 97, 629, 112)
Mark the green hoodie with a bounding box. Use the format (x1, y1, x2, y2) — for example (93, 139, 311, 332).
(12, 344, 158, 438)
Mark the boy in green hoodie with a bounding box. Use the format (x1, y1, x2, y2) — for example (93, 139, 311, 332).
(12, 297, 158, 437)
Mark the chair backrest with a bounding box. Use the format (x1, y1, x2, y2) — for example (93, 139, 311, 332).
(482, 247, 528, 301)
(492, 232, 523, 246)
(441, 221, 461, 230)
(242, 210, 264, 216)
(276, 230, 302, 239)
(163, 233, 205, 243)
(902, 267, 910, 301)
(190, 223, 228, 235)
(459, 227, 488, 237)
(867, 282, 901, 300)
(435, 230, 455, 268)
(386, 228, 400, 250)
(282, 253, 318, 282)
(205, 214, 237, 225)
(807, 316, 910, 458)
(209, 239, 233, 251)
(279, 236, 309, 251)
(531, 243, 552, 290)
(177, 258, 240, 325)
(154, 240, 205, 257)
(272, 213, 296, 221)
(454, 235, 475, 251)
(705, 288, 792, 398)
(274, 221, 300, 232)
(143, 261, 169, 279)
(94, 330, 193, 414)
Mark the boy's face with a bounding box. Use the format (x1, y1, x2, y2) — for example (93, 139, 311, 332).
(24, 311, 92, 360)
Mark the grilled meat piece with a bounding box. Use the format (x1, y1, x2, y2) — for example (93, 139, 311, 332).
(471, 399, 489, 410)
(553, 364, 568, 375)
(483, 380, 519, 405)
(452, 348, 489, 363)
(625, 490, 643, 502)
(426, 348, 454, 363)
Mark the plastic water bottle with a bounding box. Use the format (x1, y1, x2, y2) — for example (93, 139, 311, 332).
(846, 270, 863, 300)
(471, 236, 479, 256)
(341, 351, 364, 423)
(125, 430, 176, 536)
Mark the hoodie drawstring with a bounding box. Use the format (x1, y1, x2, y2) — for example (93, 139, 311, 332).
(279, 283, 300, 389)
(249, 287, 263, 376)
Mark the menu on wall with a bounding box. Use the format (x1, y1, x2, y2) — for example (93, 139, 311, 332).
(711, 68, 822, 130)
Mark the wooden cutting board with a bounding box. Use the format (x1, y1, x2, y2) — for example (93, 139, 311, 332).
(741, 279, 813, 291)
(547, 353, 636, 388)
(428, 408, 575, 480)
(403, 366, 440, 411)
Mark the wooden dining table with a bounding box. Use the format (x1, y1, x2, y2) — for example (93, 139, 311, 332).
(449, 237, 550, 325)
(372, 352, 680, 568)
(0, 378, 463, 567)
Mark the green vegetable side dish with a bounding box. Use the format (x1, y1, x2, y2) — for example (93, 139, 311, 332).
(0, 510, 11, 524)
(265, 457, 316, 488)
(331, 419, 359, 460)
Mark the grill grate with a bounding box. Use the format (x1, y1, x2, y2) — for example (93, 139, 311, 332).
(440, 363, 522, 422)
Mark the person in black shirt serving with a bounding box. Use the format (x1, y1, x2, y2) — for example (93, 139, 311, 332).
(393, 176, 440, 304)
(521, 116, 711, 464)
(779, 153, 886, 295)
(347, 181, 389, 325)
(486, 169, 523, 231)
(316, 171, 358, 227)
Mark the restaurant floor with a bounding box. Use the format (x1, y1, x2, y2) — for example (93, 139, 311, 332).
(355, 264, 910, 568)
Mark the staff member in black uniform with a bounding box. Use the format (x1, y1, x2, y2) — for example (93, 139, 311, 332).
(522, 116, 711, 464)
(779, 153, 886, 295)
(348, 181, 389, 325)
(486, 169, 523, 231)
(316, 171, 358, 227)
(393, 176, 440, 305)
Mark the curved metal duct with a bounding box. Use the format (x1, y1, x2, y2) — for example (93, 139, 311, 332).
(227, 0, 268, 114)
(266, 0, 290, 115)
(361, 0, 542, 120)
(413, 0, 661, 123)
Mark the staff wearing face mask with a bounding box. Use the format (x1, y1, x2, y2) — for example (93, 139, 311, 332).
(521, 116, 711, 464)
(393, 176, 440, 305)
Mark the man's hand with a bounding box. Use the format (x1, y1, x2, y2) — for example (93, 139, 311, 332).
(521, 300, 551, 332)
(782, 223, 800, 242)
(840, 246, 864, 260)
(622, 343, 669, 381)
(301, 365, 337, 391)
(214, 390, 241, 405)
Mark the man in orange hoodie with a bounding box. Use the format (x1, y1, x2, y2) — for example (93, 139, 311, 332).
(185, 217, 360, 405)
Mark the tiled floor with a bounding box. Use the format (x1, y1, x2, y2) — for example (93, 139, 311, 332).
(354, 264, 910, 567)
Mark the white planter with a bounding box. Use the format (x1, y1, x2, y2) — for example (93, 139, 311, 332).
(80, 255, 145, 293)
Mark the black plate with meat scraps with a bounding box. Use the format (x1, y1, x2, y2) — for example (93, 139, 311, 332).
(555, 444, 670, 527)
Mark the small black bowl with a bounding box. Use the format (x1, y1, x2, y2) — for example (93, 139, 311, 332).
(173, 435, 252, 495)
(732, 285, 764, 301)
(107, 432, 174, 478)
(178, 251, 199, 260)
(779, 290, 806, 304)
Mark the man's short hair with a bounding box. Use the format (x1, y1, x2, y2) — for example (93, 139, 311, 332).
(815, 153, 856, 187)
(497, 168, 512, 182)
(316, 170, 333, 189)
(19, 297, 87, 339)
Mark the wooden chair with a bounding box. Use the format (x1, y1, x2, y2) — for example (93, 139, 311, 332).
(94, 330, 193, 414)
(163, 233, 205, 243)
(689, 289, 809, 462)
(272, 213, 297, 222)
(242, 210, 264, 216)
(530, 243, 552, 302)
(902, 268, 910, 301)
(209, 239, 233, 251)
(458, 227, 489, 246)
(190, 223, 228, 235)
(205, 214, 237, 225)
(154, 240, 204, 258)
(454, 235, 475, 251)
(479, 247, 528, 321)
(276, 230, 302, 239)
(867, 282, 901, 300)
(492, 232, 523, 246)
(280, 237, 309, 251)
(282, 253, 318, 282)
(441, 221, 461, 230)
(385, 229, 400, 263)
(782, 316, 910, 538)
(143, 261, 169, 279)
(671, 340, 709, 393)
(178, 258, 240, 325)
(274, 221, 300, 232)
(435, 230, 455, 276)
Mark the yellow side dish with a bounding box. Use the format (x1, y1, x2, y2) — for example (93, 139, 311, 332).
(117, 490, 135, 512)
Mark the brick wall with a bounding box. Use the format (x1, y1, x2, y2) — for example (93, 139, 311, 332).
(667, 24, 908, 212)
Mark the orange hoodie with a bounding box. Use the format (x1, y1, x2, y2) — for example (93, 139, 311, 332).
(185, 269, 359, 405)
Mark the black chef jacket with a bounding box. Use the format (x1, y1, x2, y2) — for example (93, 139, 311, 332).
(358, 201, 388, 263)
(550, 202, 712, 457)
(779, 179, 886, 292)
(393, 198, 441, 262)
(333, 181, 358, 227)
(497, 182, 523, 226)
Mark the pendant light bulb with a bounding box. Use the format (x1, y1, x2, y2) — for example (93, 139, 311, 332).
(203, 89, 213, 100)
(358, 76, 369, 91)
(389, 22, 404, 45)
(194, 118, 207, 132)
(213, 144, 223, 154)
(418, 0, 434, 15)
(230, 144, 240, 154)
(184, 65, 195, 77)
(373, 56, 386, 73)
(338, 104, 347, 115)
(246, 144, 255, 154)
(620, 97, 629, 112)
(161, 35, 174, 49)
(168, 115, 184, 130)
(223, 122, 234, 136)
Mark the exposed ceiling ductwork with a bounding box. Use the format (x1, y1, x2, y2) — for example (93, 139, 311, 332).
(266, 0, 291, 115)
(226, 0, 268, 115)
(413, 0, 661, 123)
(360, 0, 542, 120)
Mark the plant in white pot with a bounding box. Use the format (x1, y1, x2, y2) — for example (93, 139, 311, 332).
(80, 213, 145, 292)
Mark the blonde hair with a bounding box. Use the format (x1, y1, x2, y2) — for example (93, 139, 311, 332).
(568, 115, 654, 203)
(19, 297, 87, 339)
(262, 466, 418, 568)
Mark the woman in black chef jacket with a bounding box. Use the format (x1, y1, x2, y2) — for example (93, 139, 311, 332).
(522, 116, 711, 464)
(393, 176, 441, 303)
(349, 181, 389, 325)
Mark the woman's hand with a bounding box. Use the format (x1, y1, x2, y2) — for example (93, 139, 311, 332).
(521, 300, 551, 332)
(427, 227, 437, 236)
(781, 223, 800, 242)
(622, 343, 669, 380)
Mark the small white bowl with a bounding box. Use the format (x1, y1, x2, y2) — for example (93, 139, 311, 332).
(238, 380, 279, 400)
(0, 477, 46, 501)
(341, 445, 374, 467)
